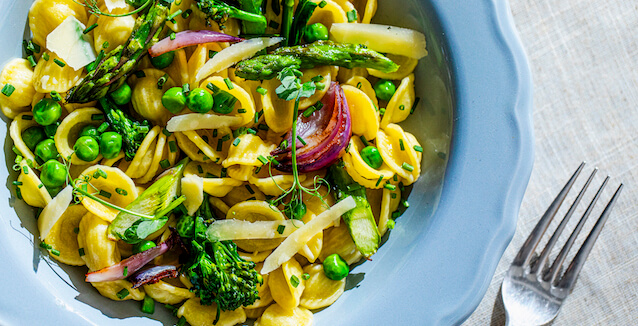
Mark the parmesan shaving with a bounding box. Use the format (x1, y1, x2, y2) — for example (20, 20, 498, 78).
(206, 219, 302, 241)
(194, 37, 283, 82)
(261, 196, 356, 274)
(181, 174, 204, 215)
(37, 186, 73, 240)
(46, 17, 96, 70)
(166, 113, 242, 132)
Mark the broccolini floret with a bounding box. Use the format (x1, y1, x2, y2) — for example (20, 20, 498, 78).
(99, 97, 151, 161)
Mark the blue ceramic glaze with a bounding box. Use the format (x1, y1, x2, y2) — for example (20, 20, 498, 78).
(0, 0, 532, 325)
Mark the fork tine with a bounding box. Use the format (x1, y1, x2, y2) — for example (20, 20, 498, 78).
(544, 176, 609, 283)
(556, 183, 623, 290)
(512, 162, 585, 267)
(530, 168, 598, 275)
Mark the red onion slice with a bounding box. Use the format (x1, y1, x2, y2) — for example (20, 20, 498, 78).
(129, 265, 179, 289)
(149, 30, 243, 57)
(85, 231, 179, 283)
(272, 82, 352, 172)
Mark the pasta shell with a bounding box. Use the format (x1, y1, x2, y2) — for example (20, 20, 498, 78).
(131, 71, 176, 125)
(261, 78, 294, 133)
(248, 174, 306, 197)
(378, 180, 401, 236)
(376, 124, 420, 184)
(344, 136, 394, 184)
(254, 303, 313, 326)
(43, 204, 87, 266)
(54, 107, 105, 165)
(143, 280, 195, 305)
(77, 212, 121, 271)
(125, 126, 160, 178)
(300, 263, 345, 309)
(10, 112, 40, 164)
(92, 279, 145, 301)
(78, 165, 139, 222)
(0, 59, 36, 119)
(380, 74, 415, 127)
(298, 211, 323, 263)
(307, 0, 348, 30)
(226, 201, 285, 252)
(368, 54, 418, 80)
(92, 8, 136, 53)
(136, 131, 168, 184)
(177, 298, 246, 326)
(166, 0, 193, 33)
(319, 222, 362, 265)
(17, 161, 52, 208)
(223, 183, 266, 207)
(199, 76, 256, 127)
(342, 84, 379, 140)
(28, 0, 88, 47)
(223, 134, 276, 168)
(299, 66, 333, 110)
(33, 51, 83, 93)
(345, 75, 377, 107)
(268, 258, 305, 309)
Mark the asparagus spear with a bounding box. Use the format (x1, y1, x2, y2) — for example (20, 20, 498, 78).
(234, 40, 399, 80)
(99, 97, 151, 161)
(194, 0, 267, 29)
(66, 0, 169, 103)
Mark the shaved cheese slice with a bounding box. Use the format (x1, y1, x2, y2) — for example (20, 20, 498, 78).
(166, 113, 242, 132)
(104, 0, 126, 12)
(206, 219, 302, 241)
(46, 17, 96, 70)
(195, 37, 284, 82)
(261, 196, 356, 274)
(182, 174, 204, 215)
(330, 23, 427, 59)
(37, 186, 73, 240)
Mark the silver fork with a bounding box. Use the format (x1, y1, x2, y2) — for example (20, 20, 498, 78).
(501, 162, 623, 326)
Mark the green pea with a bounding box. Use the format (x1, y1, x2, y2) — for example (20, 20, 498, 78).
(79, 125, 99, 139)
(303, 23, 329, 43)
(373, 79, 396, 101)
(40, 160, 67, 188)
(44, 121, 60, 138)
(284, 200, 307, 220)
(34, 139, 59, 162)
(99, 132, 123, 159)
(322, 253, 349, 281)
(33, 98, 62, 126)
(186, 88, 214, 113)
(133, 240, 156, 254)
(162, 87, 187, 114)
(176, 215, 195, 239)
(360, 146, 384, 169)
(110, 83, 132, 105)
(22, 127, 46, 151)
(74, 136, 100, 162)
(150, 51, 175, 69)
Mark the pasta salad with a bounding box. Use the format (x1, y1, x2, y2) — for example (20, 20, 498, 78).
(0, 0, 427, 325)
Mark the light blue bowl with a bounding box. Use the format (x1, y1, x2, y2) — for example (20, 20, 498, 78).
(0, 0, 532, 325)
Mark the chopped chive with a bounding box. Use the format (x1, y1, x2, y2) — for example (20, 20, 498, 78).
(99, 190, 112, 199)
(238, 108, 247, 113)
(213, 129, 218, 137)
(345, 142, 351, 153)
(247, 128, 257, 136)
(12, 181, 22, 186)
(38, 183, 44, 189)
(42, 52, 49, 61)
(115, 188, 128, 196)
(393, 174, 398, 182)
(356, 82, 362, 89)
(258, 123, 269, 131)
(384, 183, 396, 191)
(206, 82, 217, 92)
(399, 104, 405, 111)
(316, 82, 325, 90)
(181, 83, 190, 95)
(279, 139, 288, 151)
(302, 273, 310, 280)
(53, 58, 65, 67)
(392, 211, 401, 219)
(399, 182, 405, 191)
(27, 55, 37, 67)
(51, 249, 60, 256)
(297, 135, 307, 146)
(116, 288, 129, 300)
(290, 275, 300, 288)
(97, 122, 109, 133)
(167, 9, 183, 21)
(410, 97, 421, 114)
(375, 175, 384, 187)
(380, 108, 386, 115)
(257, 155, 269, 165)
(302, 106, 316, 118)
(83, 23, 98, 34)
(216, 139, 223, 151)
(160, 159, 170, 169)
(232, 138, 241, 146)
(360, 135, 368, 146)
(1, 84, 15, 97)
(245, 184, 255, 194)
(78, 247, 86, 256)
(176, 316, 186, 326)
(256, 86, 267, 95)
(253, 110, 260, 123)
(15, 187, 22, 199)
(255, 166, 262, 174)
(205, 172, 217, 178)
(22, 166, 28, 174)
(277, 225, 285, 234)
(346, 184, 361, 192)
(141, 295, 155, 314)
(401, 163, 414, 172)
(123, 266, 128, 277)
(12, 146, 20, 156)
(221, 134, 231, 142)
(391, 193, 397, 199)
(91, 114, 104, 121)
(311, 74, 324, 82)
(21, 114, 32, 120)
(134, 70, 146, 78)
(347, 10, 358, 22)
(170, 32, 176, 40)
(181, 8, 192, 18)
(168, 140, 177, 153)
(224, 78, 234, 90)
(39, 242, 52, 250)
(414, 145, 423, 153)
(197, 165, 204, 174)
(220, 167, 227, 178)
(102, 41, 110, 49)
(157, 73, 168, 89)
(73, 227, 80, 234)
(399, 139, 405, 151)
(50, 91, 62, 102)
(96, 168, 108, 179)
(401, 199, 410, 208)
(269, 157, 280, 165)
(387, 219, 396, 229)
(319, 0, 327, 8)
(268, 20, 280, 29)
(315, 101, 324, 110)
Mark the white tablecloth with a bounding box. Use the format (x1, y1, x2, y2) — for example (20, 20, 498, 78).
(464, 0, 638, 324)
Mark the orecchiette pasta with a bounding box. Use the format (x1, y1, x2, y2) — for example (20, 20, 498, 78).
(177, 298, 247, 326)
(78, 165, 139, 222)
(42, 204, 88, 266)
(300, 263, 345, 309)
(0, 59, 36, 119)
(268, 258, 305, 309)
(54, 107, 105, 165)
(254, 303, 313, 326)
(33, 51, 83, 93)
(28, 0, 88, 47)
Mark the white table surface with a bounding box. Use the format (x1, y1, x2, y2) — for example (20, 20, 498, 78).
(464, 0, 638, 325)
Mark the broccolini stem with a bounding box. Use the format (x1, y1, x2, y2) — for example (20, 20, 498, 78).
(281, 0, 294, 46)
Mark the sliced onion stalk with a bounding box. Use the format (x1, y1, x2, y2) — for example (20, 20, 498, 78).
(149, 30, 243, 58)
(272, 82, 352, 173)
(129, 265, 179, 289)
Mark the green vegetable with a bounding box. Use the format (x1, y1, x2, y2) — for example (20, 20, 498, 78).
(35, 139, 59, 162)
(237, 0, 266, 35)
(40, 160, 67, 188)
(133, 240, 156, 253)
(99, 132, 123, 159)
(141, 295, 155, 314)
(303, 23, 328, 43)
(22, 127, 46, 151)
(176, 215, 195, 238)
(280, 0, 294, 45)
(44, 122, 59, 138)
(32, 98, 62, 126)
(161, 87, 187, 114)
(186, 88, 214, 113)
(66, 0, 170, 103)
(283, 200, 306, 219)
(235, 40, 399, 80)
(206, 83, 237, 114)
(79, 125, 100, 139)
(100, 97, 151, 161)
(110, 83, 132, 105)
(360, 146, 383, 169)
(195, 0, 267, 31)
(150, 51, 174, 69)
(108, 158, 188, 243)
(322, 253, 349, 280)
(289, 0, 318, 45)
(374, 79, 396, 101)
(74, 136, 100, 162)
(328, 162, 380, 257)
